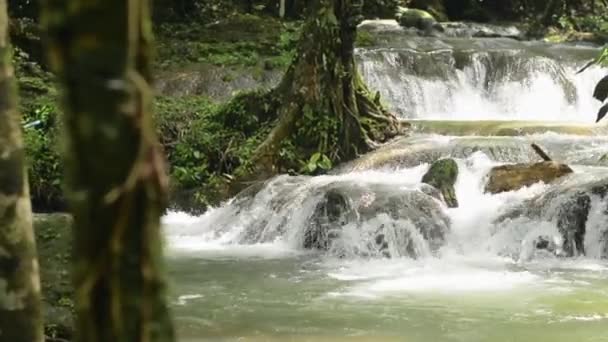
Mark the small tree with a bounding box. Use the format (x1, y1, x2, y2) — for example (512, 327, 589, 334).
(0, 0, 43, 340)
(42, 0, 175, 341)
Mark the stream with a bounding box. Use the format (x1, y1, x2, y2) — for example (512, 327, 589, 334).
(163, 21, 608, 341)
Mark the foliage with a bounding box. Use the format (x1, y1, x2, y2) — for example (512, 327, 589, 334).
(155, 13, 300, 70)
(363, 0, 400, 19)
(356, 30, 377, 47)
(14, 46, 64, 211)
(156, 91, 278, 209)
(22, 101, 64, 211)
(578, 47, 608, 122)
(7, 0, 38, 19)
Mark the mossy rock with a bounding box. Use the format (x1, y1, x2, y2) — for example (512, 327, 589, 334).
(409, 0, 448, 21)
(485, 161, 573, 194)
(422, 158, 459, 208)
(396, 7, 438, 31)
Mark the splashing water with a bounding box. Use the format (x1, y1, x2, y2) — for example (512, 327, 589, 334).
(164, 26, 608, 341)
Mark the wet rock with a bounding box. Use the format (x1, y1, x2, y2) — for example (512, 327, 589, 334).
(422, 158, 459, 208)
(409, 0, 448, 21)
(305, 189, 351, 250)
(419, 183, 443, 202)
(485, 161, 573, 194)
(493, 176, 608, 259)
(534, 236, 556, 251)
(557, 193, 590, 257)
(396, 7, 442, 32)
(306, 182, 450, 258)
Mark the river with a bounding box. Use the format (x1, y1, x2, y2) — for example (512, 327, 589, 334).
(163, 21, 608, 341)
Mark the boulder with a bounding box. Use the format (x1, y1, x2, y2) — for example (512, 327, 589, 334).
(409, 0, 448, 21)
(306, 182, 450, 258)
(493, 177, 608, 259)
(557, 192, 590, 257)
(485, 161, 573, 194)
(422, 158, 459, 208)
(396, 7, 442, 32)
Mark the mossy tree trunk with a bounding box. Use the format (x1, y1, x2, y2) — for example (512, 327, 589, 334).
(42, 0, 175, 341)
(0, 0, 43, 341)
(232, 0, 402, 193)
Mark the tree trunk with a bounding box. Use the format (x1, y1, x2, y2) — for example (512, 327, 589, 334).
(0, 0, 44, 341)
(42, 1, 175, 341)
(279, 0, 286, 18)
(230, 0, 403, 194)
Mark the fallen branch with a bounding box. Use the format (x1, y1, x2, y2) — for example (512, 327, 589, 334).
(531, 143, 552, 162)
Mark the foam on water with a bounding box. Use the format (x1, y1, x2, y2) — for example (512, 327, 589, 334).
(163, 146, 608, 295)
(323, 255, 541, 298)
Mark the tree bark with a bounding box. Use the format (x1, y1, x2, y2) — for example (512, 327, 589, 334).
(230, 0, 403, 194)
(0, 0, 44, 341)
(42, 0, 175, 341)
(279, 0, 286, 18)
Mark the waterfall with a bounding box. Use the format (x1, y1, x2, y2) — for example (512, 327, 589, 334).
(165, 22, 608, 339)
(355, 35, 604, 121)
(164, 135, 608, 262)
(164, 22, 608, 262)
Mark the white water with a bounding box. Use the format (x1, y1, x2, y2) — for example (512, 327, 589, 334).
(164, 145, 608, 296)
(357, 47, 604, 121)
(166, 27, 608, 341)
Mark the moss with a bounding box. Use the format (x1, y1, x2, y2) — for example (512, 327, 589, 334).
(422, 158, 459, 208)
(356, 30, 377, 47)
(155, 13, 300, 71)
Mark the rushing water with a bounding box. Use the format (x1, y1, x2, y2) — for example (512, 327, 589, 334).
(164, 21, 608, 341)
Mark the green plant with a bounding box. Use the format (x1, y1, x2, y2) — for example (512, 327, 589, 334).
(300, 152, 333, 174)
(578, 47, 608, 122)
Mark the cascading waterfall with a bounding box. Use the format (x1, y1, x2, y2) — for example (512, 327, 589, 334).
(165, 27, 608, 262)
(164, 144, 608, 261)
(357, 47, 604, 121)
(166, 22, 608, 340)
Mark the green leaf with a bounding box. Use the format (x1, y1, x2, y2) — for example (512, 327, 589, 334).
(310, 152, 321, 164)
(318, 154, 332, 170)
(597, 103, 608, 123)
(594, 75, 608, 102)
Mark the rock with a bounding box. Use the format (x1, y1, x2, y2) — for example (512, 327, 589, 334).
(422, 158, 459, 208)
(396, 7, 442, 32)
(306, 182, 450, 258)
(409, 0, 448, 21)
(34, 214, 74, 341)
(485, 161, 573, 194)
(493, 176, 608, 259)
(419, 183, 443, 202)
(305, 189, 351, 250)
(534, 236, 557, 251)
(557, 192, 591, 257)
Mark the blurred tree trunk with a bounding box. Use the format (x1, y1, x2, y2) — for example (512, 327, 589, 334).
(42, 0, 175, 341)
(0, 0, 43, 341)
(279, 0, 286, 17)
